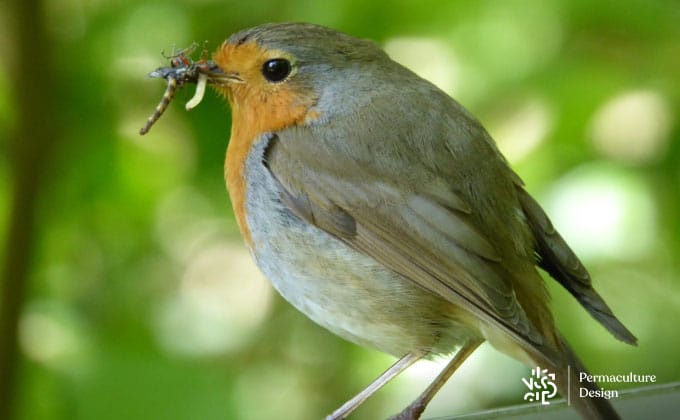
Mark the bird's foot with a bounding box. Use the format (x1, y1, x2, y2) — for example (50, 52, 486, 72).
(388, 401, 426, 420)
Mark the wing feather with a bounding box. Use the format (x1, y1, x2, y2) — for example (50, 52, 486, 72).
(264, 134, 559, 362)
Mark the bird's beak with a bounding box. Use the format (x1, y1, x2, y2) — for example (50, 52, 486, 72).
(203, 64, 244, 86)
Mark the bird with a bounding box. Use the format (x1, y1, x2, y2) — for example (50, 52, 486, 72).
(146, 22, 637, 419)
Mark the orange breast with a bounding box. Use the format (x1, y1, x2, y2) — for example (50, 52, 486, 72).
(215, 41, 319, 247)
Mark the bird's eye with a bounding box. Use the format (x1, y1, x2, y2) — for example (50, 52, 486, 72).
(262, 58, 291, 82)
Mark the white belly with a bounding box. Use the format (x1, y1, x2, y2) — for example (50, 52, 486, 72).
(238, 137, 472, 356)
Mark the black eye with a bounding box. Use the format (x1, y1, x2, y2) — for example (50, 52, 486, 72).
(262, 58, 291, 82)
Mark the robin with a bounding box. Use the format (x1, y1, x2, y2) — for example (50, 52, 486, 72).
(142, 22, 636, 420)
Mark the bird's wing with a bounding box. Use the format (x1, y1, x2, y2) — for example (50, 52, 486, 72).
(516, 187, 637, 344)
(263, 101, 561, 363)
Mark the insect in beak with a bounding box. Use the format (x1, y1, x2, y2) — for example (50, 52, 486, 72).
(139, 44, 240, 135)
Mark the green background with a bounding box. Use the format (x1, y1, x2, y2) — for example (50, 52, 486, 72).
(2, 0, 679, 419)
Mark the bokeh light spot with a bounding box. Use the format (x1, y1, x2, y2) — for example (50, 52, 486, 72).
(487, 97, 554, 163)
(19, 302, 91, 374)
(154, 242, 272, 356)
(588, 89, 674, 164)
(384, 37, 460, 94)
(545, 163, 657, 260)
(234, 362, 318, 420)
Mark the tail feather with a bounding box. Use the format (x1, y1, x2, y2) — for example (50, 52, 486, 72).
(516, 187, 637, 345)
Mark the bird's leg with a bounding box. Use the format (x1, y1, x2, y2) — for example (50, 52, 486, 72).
(389, 339, 483, 420)
(326, 352, 423, 420)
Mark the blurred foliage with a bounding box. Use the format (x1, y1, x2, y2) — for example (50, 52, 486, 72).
(1, 0, 679, 419)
